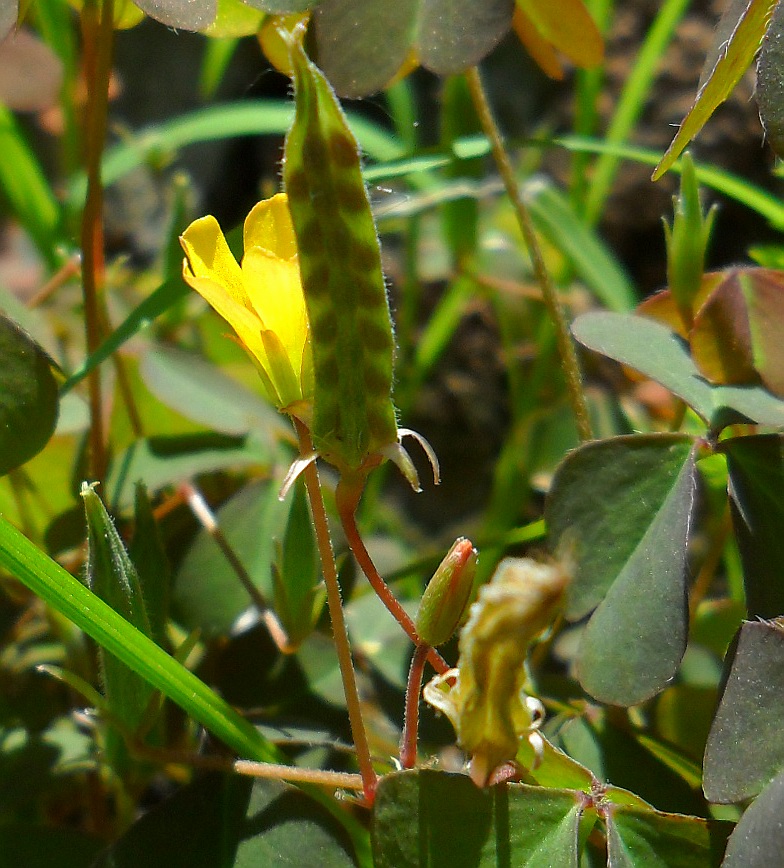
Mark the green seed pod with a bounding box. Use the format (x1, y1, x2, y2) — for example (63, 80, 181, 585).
(282, 31, 398, 475)
(415, 538, 478, 647)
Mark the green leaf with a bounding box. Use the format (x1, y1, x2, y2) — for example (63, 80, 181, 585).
(573, 312, 713, 419)
(174, 480, 292, 639)
(93, 772, 358, 868)
(546, 435, 697, 705)
(757, 0, 784, 158)
(0, 514, 281, 764)
(107, 432, 270, 511)
(721, 768, 784, 867)
(703, 620, 784, 803)
(82, 484, 156, 769)
(130, 483, 171, 647)
(133, 0, 216, 30)
(372, 770, 583, 867)
(439, 75, 481, 265)
(273, 479, 324, 649)
(722, 434, 784, 618)
(0, 314, 59, 477)
(140, 345, 289, 439)
(653, 0, 777, 179)
(313, 0, 513, 97)
(572, 312, 784, 429)
(606, 805, 730, 867)
(664, 153, 716, 329)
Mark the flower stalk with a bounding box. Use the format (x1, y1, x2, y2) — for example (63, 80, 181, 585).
(293, 419, 377, 804)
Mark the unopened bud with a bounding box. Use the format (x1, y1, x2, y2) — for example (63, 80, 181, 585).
(415, 538, 478, 647)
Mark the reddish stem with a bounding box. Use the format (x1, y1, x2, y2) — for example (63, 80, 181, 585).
(400, 643, 429, 769)
(336, 482, 449, 676)
(80, 0, 114, 484)
(294, 421, 377, 804)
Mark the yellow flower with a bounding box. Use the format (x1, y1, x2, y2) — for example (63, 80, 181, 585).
(180, 193, 313, 415)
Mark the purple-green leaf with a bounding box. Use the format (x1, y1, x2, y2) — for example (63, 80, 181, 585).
(704, 620, 784, 803)
(722, 434, 784, 618)
(313, 0, 514, 97)
(372, 770, 583, 867)
(606, 804, 730, 867)
(546, 435, 697, 705)
(757, 0, 784, 159)
(722, 768, 784, 866)
(133, 0, 217, 30)
(573, 311, 784, 430)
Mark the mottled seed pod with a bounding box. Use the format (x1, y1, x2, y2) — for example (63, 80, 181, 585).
(282, 32, 398, 475)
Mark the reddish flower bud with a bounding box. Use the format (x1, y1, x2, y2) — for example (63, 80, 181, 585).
(415, 538, 478, 648)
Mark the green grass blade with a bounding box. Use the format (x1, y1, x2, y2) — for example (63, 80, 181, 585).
(68, 101, 406, 206)
(582, 0, 691, 223)
(60, 277, 188, 395)
(525, 177, 636, 311)
(0, 513, 281, 763)
(0, 106, 61, 266)
(556, 135, 784, 230)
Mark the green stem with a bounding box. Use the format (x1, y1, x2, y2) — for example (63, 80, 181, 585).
(335, 481, 449, 676)
(465, 66, 592, 443)
(400, 643, 429, 769)
(293, 420, 377, 804)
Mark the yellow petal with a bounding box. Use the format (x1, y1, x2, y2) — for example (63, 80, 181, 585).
(243, 193, 298, 261)
(241, 246, 308, 363)
(181, 271, 282, 406)
(180, 215, 248, 308)
(260, 328, 302, 408)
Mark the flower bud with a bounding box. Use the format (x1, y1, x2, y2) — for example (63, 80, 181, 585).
(415, 538, 478, 647)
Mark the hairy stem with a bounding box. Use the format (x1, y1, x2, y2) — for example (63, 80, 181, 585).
(465, 66, 592, 443)
(336, 485, 449, 676)
(400, 643, 429, 769)
(293, 420, 377, 803)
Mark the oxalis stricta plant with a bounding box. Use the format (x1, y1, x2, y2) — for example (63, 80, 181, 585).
(179, 23, 577, 808)
(8, 0, 784, 864)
